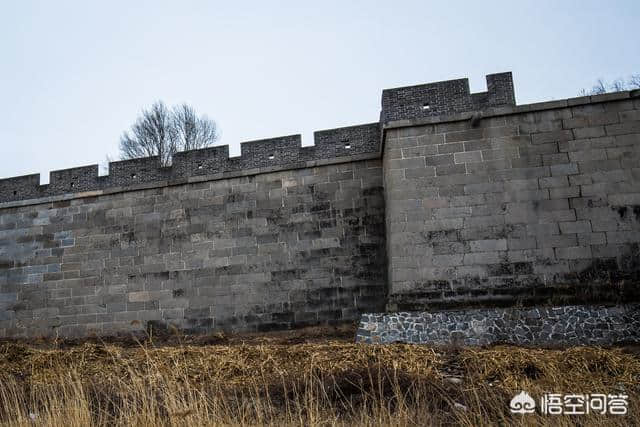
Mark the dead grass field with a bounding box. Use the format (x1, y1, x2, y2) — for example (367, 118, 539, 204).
(0, 326, 638, 426)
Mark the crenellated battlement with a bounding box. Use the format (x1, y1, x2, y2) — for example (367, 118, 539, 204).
(0, 73, 516, 204)
(0, 122, 381, 203)
(381, 72, 515, 123)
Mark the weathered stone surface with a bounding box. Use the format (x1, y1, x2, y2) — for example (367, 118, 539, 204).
(1, 72, 640, 341)
(0, 160, 387, 337)
(356, 304, 640, 345)
(384, 91, 640, 311)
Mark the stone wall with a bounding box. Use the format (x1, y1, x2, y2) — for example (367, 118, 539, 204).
(356, 304, 640, 346)
(2, 72, 640, 340)
(384, 92, 640, 311)
(0, 159, 386, 337)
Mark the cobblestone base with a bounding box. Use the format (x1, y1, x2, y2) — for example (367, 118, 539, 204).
(356, 304, 640, 346)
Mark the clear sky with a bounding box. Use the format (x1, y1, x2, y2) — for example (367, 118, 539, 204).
(1, 1, 639, 182)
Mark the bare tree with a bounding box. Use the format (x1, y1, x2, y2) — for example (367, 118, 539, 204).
(609, 78, 627, 92)
(580, 74, 640, 95)
(119, 101, 218, 166)
(171, 104, 219, 152)
(590, 79, 607, 95)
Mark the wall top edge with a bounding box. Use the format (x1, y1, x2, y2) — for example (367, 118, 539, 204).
(0, 122, 381, 204)
(0, 152, 381, 210)
(383, 89, 638, 130)
(5, 72, 633, 204)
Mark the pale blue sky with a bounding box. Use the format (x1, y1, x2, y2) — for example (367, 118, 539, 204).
(1, 1, 639, 181)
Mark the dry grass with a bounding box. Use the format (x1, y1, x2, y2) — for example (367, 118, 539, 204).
(0, 332, 638, 426)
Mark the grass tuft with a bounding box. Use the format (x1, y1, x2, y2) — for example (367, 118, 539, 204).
(0, 337, 638, 425)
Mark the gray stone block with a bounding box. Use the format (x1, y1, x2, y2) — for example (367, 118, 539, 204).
(531, 130, 574, 145)
(559, 220, 592, 234)
(425, 154, 454, 166)
(464, 182, 503, 194)
(555, 246, 592, 260)
(435, 164, 467, 176)
(609, 193, 640, 205)
(550, 162, 579, 176)
(550, 186, 581, 199)
(539, 176, 569, 188)
(437, 142, 464, 154)
(464, 139, 492, 152)
(463, 251, 506, 265)
(445, 129, 484, 143)
(454, 151, 482, 164)
(469, 239, 507, 252)
(387, 157, 425, 170)
(605, 121, 640, 136)
(573, 126, 606, 139)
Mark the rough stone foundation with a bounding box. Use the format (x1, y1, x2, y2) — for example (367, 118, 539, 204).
(356, 304, 640, 345)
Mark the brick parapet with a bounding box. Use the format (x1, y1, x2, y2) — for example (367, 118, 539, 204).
(382, 89, 639, 131)
(381, 72, 516, 123)
(4, 78, 634, 207)
(0, 123, 381, 204)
